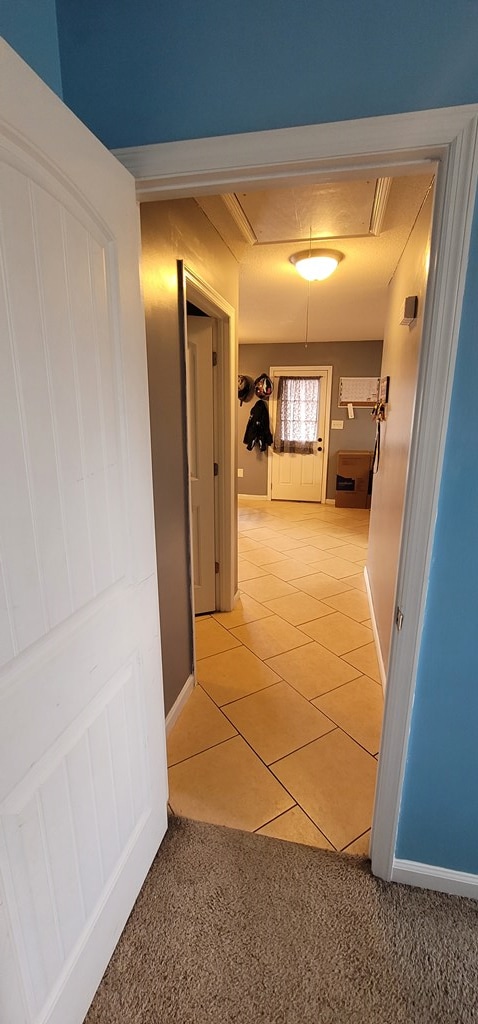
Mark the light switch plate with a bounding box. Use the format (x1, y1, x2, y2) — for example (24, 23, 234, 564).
(237, 468, 244, 477)
(331, 420, 344, 429)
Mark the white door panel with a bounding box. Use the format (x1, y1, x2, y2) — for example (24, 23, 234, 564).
(0, 41, 167, 1024)
(270, 368, 331, 502)
(187, 317, 216, 613)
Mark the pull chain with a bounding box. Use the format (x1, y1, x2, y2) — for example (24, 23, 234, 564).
(305, 225, 312, 350)
(304, 278, 310, 350)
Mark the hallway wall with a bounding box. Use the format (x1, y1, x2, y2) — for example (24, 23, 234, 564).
(238, 342, 381, 499)
(141, 198, 238, 716)
(367, 189, 433, 674)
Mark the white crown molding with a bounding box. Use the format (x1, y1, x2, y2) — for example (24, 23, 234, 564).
(369, 176, 393, 235)
(392, 859, 478, 899)
(195, 193, 254, 261)
(221, 193, 257, 244)
(113, 105, 478, 199)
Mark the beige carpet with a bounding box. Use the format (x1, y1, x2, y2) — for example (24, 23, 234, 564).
(85, 816, 478, 1023)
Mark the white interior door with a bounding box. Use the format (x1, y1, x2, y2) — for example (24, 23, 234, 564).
(187, 316, 216, 613)
(269, 367, 331, 502)
(0, 41, 168, 1024)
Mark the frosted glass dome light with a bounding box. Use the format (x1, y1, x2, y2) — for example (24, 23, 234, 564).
(289, 249, 344, 281)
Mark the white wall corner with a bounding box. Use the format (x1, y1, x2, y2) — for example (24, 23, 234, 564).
(165, 674, 195, 734)
(392, 858, 478, 899)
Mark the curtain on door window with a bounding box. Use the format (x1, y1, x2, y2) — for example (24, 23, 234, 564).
(273, 376, 320, 454)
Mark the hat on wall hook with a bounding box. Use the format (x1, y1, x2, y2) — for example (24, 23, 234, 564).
(238, 375, 253, 405)
(254, 374, 273, 398)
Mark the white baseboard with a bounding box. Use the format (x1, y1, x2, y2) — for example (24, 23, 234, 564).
(392, 858, 478, 899)
(238, 493, 269, 500)
(239, 493, 336, 505)
(363, 566, 387, 692)
(165, 674, 195, 734)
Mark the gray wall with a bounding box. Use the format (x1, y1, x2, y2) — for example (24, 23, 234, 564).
(238, 342, 383, 499)
(367, 190, 433, 671)
(141, 199, 238, 715)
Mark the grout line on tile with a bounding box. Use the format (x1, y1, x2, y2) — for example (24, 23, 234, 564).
(229, 636, 312, 660)
(253, 805, 337, 850)
(218, 678, 283, 708)
(340, 827, 371, 853)
(268, 726, 338, 768)
(305, 712, 383, 761)
(282, 673, 361, 702)
(294, 806, 337, 849)
(253, 804, 299, 833)
(280, 670, 365, 703)
(213, 705, 342, 824)
(343, 639, 377, 654)
(167, 731, 239, 769)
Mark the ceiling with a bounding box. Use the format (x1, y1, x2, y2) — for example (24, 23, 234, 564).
(196, 173, 434, 344)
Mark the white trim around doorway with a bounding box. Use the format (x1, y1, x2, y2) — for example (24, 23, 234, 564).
(183, 267, 237, 616)
(117, 104, 478, 894)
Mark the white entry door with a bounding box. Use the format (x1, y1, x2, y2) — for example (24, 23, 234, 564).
(269, 366, 332, 502)
(187, 316, 216, 614)
(0, 42, 168, 1024)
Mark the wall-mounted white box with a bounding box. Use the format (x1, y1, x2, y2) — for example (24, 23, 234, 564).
(331, 420, 344, 430)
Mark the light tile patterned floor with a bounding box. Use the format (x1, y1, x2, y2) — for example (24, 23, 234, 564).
(168, 498, 383, 856)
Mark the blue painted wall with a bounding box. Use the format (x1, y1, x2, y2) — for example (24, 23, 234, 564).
(55, 0, 478, 149)
(1, 0, 62, 97)
(4, 0, 478, 874)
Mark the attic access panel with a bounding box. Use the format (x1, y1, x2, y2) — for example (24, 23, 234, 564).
(236, 179, 390, 244)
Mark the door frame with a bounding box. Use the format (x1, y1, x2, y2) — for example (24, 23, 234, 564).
(267, 365, 332, 503)
(117, 104, 478, 887)
(182, 266, 237, 620)
(184, 313, 217, 616)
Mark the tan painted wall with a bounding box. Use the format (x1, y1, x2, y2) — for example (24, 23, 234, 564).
(367, 188, 434, 673)
(140, 199, 239, 715)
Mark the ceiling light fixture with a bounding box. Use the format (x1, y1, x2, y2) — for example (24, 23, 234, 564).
(289, 248, 344, 282)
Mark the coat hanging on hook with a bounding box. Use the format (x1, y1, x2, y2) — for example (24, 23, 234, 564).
(243, 399, 273, 452)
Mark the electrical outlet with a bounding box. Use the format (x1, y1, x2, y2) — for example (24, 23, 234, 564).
(331, 420, 344, 430)
(237, 468, 244, 478)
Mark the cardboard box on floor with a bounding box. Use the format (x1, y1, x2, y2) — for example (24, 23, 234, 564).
(335, 450, 373, 508)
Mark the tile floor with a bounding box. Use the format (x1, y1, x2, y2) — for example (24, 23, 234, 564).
(167, 497, 383, 856)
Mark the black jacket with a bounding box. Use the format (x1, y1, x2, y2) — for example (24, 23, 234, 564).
(243, 399, 273, 452)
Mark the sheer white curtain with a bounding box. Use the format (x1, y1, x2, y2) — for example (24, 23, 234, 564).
(273, 376, 320, 454)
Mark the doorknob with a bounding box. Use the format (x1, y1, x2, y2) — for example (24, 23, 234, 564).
(317, 446, 323, 452)
(318, 437, 323, 442)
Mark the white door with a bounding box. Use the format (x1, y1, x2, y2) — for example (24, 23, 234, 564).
(269, 367, 332, 502)
(0, 41, 168, 1024)
(187, 316, 216, 614)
